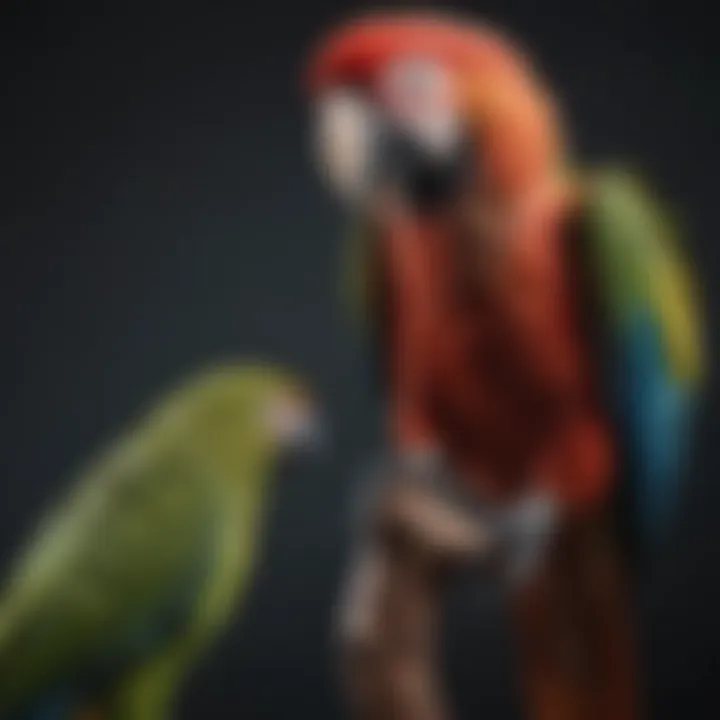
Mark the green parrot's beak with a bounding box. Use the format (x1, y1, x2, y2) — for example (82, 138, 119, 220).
(287, 405, 327, 455)
(267, 390, 328, 456)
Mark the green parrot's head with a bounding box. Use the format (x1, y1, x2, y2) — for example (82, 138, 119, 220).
(155, 361, 325, 479)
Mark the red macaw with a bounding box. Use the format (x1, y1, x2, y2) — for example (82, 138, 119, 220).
(305, 11, 705, 720)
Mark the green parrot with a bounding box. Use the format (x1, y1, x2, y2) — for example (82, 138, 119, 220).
(0, 362, 323, 720)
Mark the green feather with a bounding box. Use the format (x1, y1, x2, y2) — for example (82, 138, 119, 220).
(342, 216, 385, 327)
(583, 167, 706, 388)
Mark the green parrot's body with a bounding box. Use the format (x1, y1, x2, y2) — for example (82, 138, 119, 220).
(0, 364, 310, 720)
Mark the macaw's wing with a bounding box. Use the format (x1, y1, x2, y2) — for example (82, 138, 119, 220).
(578, 168, 707, 545)
(0, 436, 217, 714)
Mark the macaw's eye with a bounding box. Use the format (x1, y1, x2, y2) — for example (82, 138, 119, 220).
(312, 89, 380, 207)
(380, 57, 449, 109)
(377, 57, 459, 156)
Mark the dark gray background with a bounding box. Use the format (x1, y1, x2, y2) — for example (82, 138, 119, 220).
(1, 1, 717, 718)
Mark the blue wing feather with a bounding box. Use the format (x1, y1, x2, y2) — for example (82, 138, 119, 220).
(582, 169, 705, 551)
(613, 314, 695, 536)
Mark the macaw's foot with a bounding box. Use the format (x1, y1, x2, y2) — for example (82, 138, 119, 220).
(336, 475, 494, 720)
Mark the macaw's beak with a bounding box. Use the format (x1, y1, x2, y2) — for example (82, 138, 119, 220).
(375, 122, 474, 213)
(312, 87, 473, 216)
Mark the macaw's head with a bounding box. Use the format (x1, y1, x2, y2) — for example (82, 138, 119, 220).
(155, 362, 324, 480)
(304, 12, 566, 220)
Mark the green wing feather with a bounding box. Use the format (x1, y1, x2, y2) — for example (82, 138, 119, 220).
(343, 216, 383, 326)
(0, 430, 218, 713)
(342, 216, 392, 395)
(578, 167, 707, 541)
(585, 167, 706, 388)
